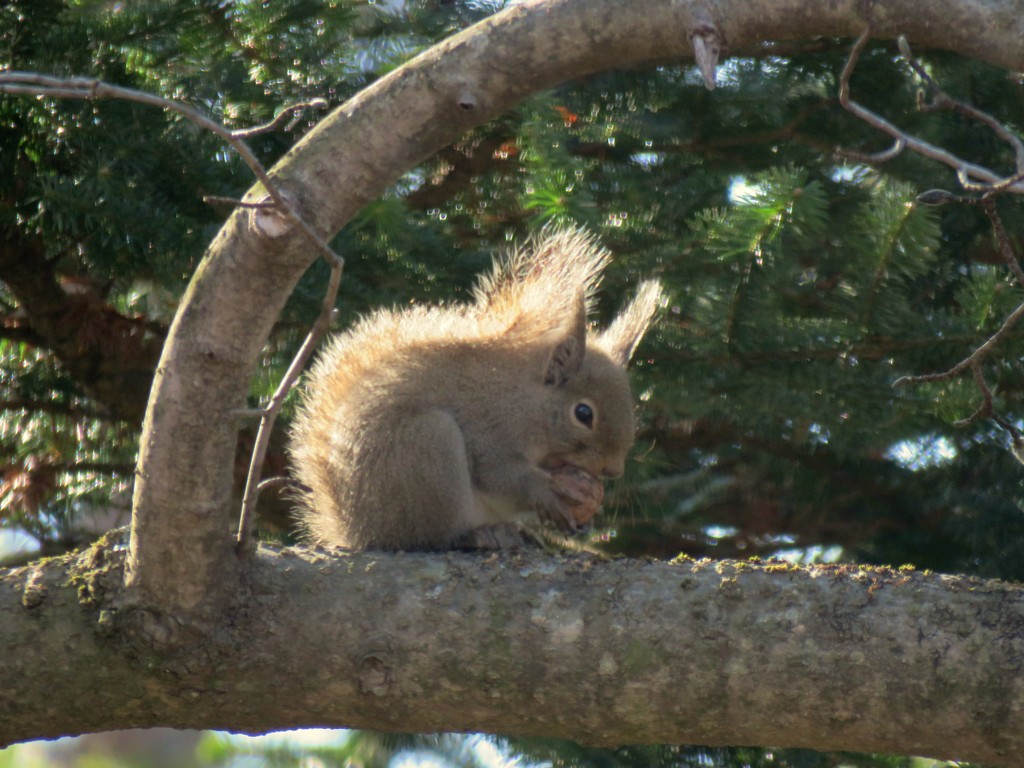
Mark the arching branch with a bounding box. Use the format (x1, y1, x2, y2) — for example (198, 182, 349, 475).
(119, 0, 1024, 622)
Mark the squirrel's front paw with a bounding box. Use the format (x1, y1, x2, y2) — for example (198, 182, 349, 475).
(532, 482, 577, 533)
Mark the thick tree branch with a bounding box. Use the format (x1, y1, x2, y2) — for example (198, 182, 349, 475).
(3, 546, 1024, 766)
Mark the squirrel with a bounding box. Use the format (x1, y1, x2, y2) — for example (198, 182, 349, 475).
(288, 228, 662, 551)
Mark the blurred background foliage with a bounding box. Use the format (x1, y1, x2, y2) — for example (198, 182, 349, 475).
(1, 0, 1023, 766)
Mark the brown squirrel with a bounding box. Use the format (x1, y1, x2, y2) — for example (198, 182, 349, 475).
(288, 228, 662, 550)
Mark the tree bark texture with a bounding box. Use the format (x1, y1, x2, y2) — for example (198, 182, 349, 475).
(127, 0, 1024, 619)
(3, 544, 1024, 765)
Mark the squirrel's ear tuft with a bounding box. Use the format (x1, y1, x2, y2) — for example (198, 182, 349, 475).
(598, 280, 663, 366)
(543, 291, 587, 386)
(474, 226, 608, 328)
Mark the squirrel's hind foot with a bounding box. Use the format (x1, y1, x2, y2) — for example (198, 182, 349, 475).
(453, 522, 543, 551)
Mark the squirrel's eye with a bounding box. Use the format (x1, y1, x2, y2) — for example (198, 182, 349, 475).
(573, 402, 595, 428)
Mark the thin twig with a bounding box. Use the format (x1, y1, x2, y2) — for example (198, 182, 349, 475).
(897, 36, 1024, 175)
(235, 263, 343, 553)
(16, 460, 136, 476)
(837, 30, 1024, 194)
(991, 414, 1024, 464)
(894, 297, 1024, 387)
(952, 361, 993, 427)
(838, 32, 1024, 428)
(257, 476, 293, 493)
(231, 99, 328, 140)
(958, 167, 1024, 195)
(836, 137, 906, 165)
(916, 192, 1024, 287)
(981, 198, 1024, 288)
(0, 72, 339, 267)
(916, 189, 977, 206)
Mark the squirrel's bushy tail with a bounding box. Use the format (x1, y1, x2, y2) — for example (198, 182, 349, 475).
(472, 226, 610, 341)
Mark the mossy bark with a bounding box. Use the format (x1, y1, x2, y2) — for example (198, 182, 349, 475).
(4, 545, 1024, 765)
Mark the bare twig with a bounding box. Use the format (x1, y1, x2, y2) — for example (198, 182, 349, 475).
(893, 297, 1024, 387)
(915, 193, 1024, 287)
(257, 476, 294, 493)
(837, 137, 906, 165)
(916, 189, 976, 206)
(235, 263, 343, 553)
(838, 33, 1024, 428)
(991, 413, 1024, 465)
(897, 36, 1024, 175)
(837, 30, 1024, 194)
(952, 361, 993, 427)
(891, 286, 1024, 431)
(957, 167, 1024, 195)
(0, 72, 338, 266)
(231, 99, 328, 140)
(981, 198, 1024, 288)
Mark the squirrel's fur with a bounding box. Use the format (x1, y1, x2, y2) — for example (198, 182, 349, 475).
(288, 228, 662, 550)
